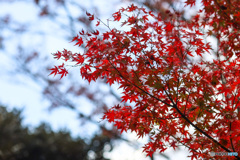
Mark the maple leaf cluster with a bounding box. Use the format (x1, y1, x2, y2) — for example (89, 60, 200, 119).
(50, 1, 240, 159)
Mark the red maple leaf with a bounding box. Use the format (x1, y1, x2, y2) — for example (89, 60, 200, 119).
(49, 66, 59, 76)
(58, 68, 68, 79)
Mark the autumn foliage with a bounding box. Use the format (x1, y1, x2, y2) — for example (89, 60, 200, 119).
(50, 0, 240, 159)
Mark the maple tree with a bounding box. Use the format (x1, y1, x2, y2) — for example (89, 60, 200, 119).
(55, 0, 239, 159)
(1, 0, 182, 159)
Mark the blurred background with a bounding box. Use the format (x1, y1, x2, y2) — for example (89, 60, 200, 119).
(0, 0, 199, 159)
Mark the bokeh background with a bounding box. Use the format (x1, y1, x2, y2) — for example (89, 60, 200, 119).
(0, 0, 200, 159)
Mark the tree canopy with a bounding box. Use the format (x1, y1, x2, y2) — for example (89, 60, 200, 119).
(0, 105, 111, 160)
(51, 0, 240, 159)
